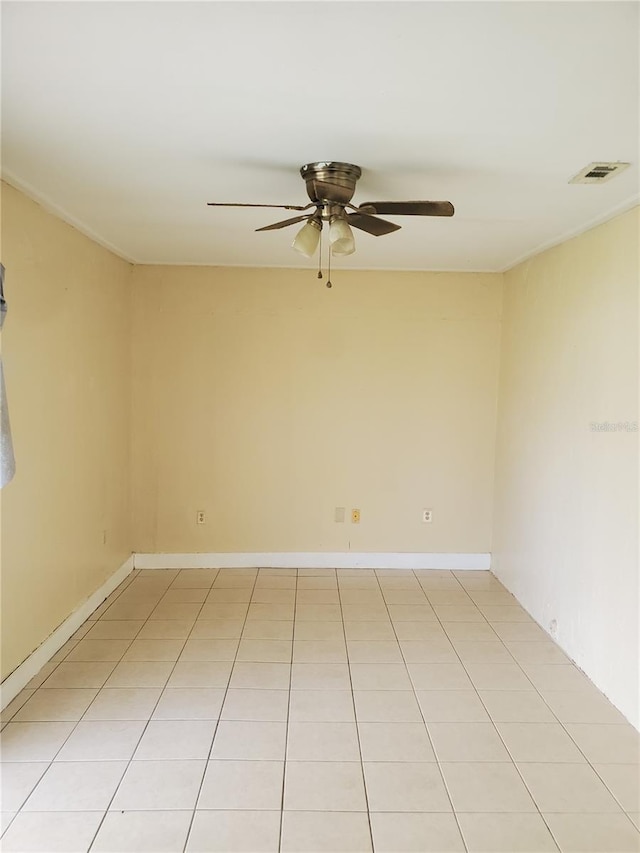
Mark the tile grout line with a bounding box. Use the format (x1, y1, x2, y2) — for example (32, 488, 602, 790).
(501, 686, 634, 832)
(374, 568, 470, 853)
(338, 568, 376, 853)
(7, 569, 144, 711)
(0, 571, 151, 835)
(306, 570, 632, 844)
(3, 569, 638, 851)
(431, 575, 567, 851)
(181, 567, 259, 853)
(450, 576, 635, 841)
(82, 568, 219, 852)
(441, 576, 575, 849)
(427, 581, 555, 846)
(454, 657, 562, 851)
(277, 567, 298, 853)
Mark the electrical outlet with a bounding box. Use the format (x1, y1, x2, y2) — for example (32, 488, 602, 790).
(351, 508, 361, 524)
(422, 509, 433, 524)
(197, 511, 206, 524)
(334, 507, 346, 523)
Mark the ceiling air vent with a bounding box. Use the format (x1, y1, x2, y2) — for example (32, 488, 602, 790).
(569, 161, 630, 184)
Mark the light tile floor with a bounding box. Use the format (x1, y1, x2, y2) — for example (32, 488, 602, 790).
(1, 568, 639, 852)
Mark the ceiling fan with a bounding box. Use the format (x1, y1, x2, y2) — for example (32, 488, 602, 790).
(207, 161, 454, 259)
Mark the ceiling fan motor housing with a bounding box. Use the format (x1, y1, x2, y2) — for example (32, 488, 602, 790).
(300, 161, 362, 206)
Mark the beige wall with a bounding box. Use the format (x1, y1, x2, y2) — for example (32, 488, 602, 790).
(131, 266, 503, 555)
(492, 207, 639, 727)
(0, 183, 132, 679)
(5, 174, 636, 730)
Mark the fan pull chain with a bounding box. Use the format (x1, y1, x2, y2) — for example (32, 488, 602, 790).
(326, 241, 332, 289)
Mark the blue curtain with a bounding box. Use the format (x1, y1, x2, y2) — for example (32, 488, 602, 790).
(0, 264, 16, 488)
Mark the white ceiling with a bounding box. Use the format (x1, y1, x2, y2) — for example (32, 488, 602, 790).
(2, 1, 638, 272)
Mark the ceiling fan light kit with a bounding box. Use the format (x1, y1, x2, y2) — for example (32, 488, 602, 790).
(207, 161, 455, 282)
(292, 218, 322, 258)
(328, 215, 356, 256)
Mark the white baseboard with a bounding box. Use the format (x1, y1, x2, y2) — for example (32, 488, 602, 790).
(0, 555, 135, 711)
(134, 552, 491, 570)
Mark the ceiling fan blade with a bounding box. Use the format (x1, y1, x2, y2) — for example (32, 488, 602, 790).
(347, 212, 401, 236)
(359, 201, 455, 217)
(255, 214, 311, 232)
(207, 201, 314, 211)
